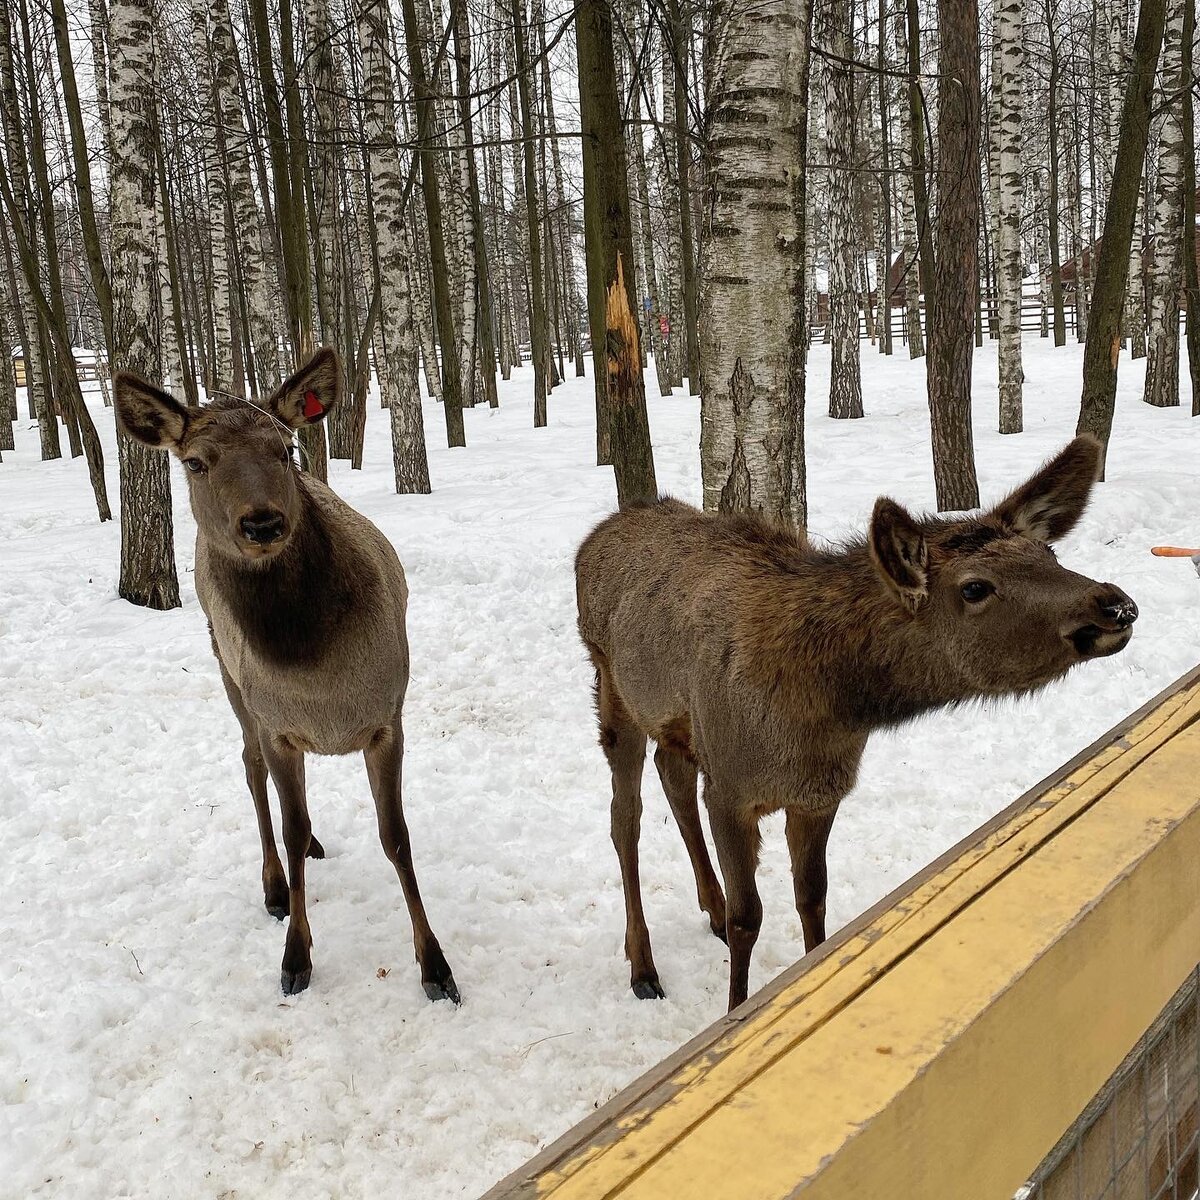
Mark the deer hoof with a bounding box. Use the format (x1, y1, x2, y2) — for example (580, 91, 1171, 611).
(281, 965, 312, 995)
(423, 974, 461, 1005)
(306, 835, 326, 860)
(264, 883, 289, 921)
(631, 976, 665, 1000)
(710, 919, 729, 944)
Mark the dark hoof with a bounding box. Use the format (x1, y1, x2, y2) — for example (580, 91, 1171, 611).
(710, 920, 729, 945)
(632, 976, 666, 1000)
(306, 835, 326, 860)
(281, 965, 312, 995)
(264, 884, 289, 920)
(422, 974, 461, 1004)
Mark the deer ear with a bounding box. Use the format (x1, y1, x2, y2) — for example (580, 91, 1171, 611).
(869, 497, 929, 613)
(989, 435, 1101, 543)
(269, 346, 341, 428)
(113, 373, 189, 449)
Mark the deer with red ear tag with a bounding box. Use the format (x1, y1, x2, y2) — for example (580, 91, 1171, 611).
(576, 436, 1137, 1011)
(114, 347, 458, 1001)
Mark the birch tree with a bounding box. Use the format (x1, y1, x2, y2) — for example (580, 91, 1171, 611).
(1142, 0, 1186, 407)
(993, 0, 1024, 433)
(699, 0, 812, 526)
(211, 0, 279, 394)
(358, 0, 432, 493)
(110, 0, 180, 609)
(820, 0, 864, 420)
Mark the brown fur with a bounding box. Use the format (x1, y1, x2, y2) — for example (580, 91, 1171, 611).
(113, 348, 457, 1001)
(576, 437, 1137, 1010)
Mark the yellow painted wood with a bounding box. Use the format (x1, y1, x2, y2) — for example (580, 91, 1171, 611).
(485, 672, 1200, 1200)
(625, 722, 1200, 1200)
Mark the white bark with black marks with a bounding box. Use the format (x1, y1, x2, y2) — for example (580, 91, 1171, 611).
(1143, 0, 1186, 406)
(357, 0, 431, 493)
(699, 0, 811, 526)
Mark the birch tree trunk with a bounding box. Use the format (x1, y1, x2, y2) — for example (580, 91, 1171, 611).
(212, 0, 279, 394)
(358, 0, 432, 493)
(994, 0, 1024, 433)
(1044, 0, 1068, 348)
(821, 0, 864, 419)
(110, 0, 180, 609)
(1066, 71, 1089, 340)
(1182, 0, 1199, 415)
(699, 0, 811, 526)
(1142, 0, 1186, 407)
(894, 4, 924, 357)
(192, 0, 233, 393)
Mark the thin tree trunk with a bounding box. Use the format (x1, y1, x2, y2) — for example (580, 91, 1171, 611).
(905, 0, 935, 341)
(193, 0, 234, 392)
(822, 0, 864, 419)
(894, 3, 924, 357)
(1045, 0, 1068, 347)
(1077, 0, 1167, 471)
(667, 0, 700, 392)
(0, 1, 59, 460)
(994, 0, 1025, 433)
(402, 0, 467, 446)
(509, 0, 549, 428)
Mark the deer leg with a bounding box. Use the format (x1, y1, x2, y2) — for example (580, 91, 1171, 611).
(364, 716, 459, 1004)
(706, 796, 763, 1012)
(215, 654, 321, 914)
(243, 738, 288, 919)
(653, 746, 726, 941)
(592, 659, 660, 999)
(259, 736, 313, 995)
(784, 807, 839, 953)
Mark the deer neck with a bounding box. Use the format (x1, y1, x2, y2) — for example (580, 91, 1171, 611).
(202, 483, 350, 669)
(772, 546, 964, 731)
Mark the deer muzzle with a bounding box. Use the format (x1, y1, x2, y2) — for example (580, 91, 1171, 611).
(239, 509, 287, 547)
(1065, 584, 1138, 659)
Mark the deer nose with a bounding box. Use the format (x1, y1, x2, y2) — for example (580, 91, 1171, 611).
(1097, 586, 1138, 629)
(239, 510, 285, 545)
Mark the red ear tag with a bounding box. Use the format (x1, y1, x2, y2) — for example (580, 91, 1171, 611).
(302, 389, 324, 419)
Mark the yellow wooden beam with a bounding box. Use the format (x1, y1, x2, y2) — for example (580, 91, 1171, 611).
(485, 667, 1200, 1200)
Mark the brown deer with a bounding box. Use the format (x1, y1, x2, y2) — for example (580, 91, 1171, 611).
(113, 348, 458, 1001)
(576, 436, 1137, 1012)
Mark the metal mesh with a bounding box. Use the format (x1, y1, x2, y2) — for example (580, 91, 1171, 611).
(1017, 966, 1200, 1200)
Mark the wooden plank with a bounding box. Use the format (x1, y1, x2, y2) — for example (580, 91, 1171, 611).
(484, 666, 1200, 1199)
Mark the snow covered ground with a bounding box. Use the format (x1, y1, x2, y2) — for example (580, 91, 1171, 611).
(2, 339, 1198, 1198)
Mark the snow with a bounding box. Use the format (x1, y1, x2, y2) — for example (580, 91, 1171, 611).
(2, 339, 1198, 1198)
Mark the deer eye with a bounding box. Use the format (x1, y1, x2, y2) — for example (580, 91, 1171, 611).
(961, 581, 994, 604)
(183, 457, 207, 474)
